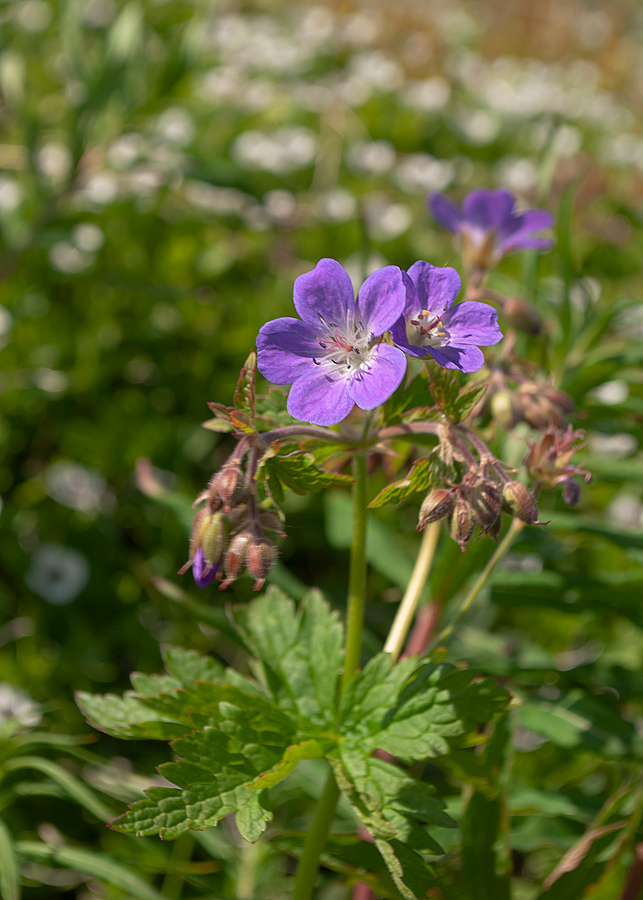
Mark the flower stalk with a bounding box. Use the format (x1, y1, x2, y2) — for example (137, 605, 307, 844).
(292, 452, 369, 900)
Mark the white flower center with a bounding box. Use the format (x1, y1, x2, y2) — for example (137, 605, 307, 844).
(406, 309, 448, 347)
(315, 313, 375, 376)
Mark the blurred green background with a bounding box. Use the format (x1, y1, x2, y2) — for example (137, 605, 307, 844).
(2, 1, 643, 897)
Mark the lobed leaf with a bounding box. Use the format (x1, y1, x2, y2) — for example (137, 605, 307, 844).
(233, 349, 257, 425)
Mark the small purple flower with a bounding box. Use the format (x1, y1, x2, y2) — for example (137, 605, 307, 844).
(390, 261, 502, 373)
(256, 259, 407, 426)
(429, 188, 554, 267)
(193, 547, 218, 588)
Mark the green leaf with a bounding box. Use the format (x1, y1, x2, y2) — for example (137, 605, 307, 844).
(255, 387, 296, 428)
(15, 841, 166, 900)
(450, 382, 488, 422)
(427, 364, 460, 417)
(258, 450, 353, 497)
(233, 350, 256, 426)
(76, 691, 185, 741)
(0, 818, 20, 900)
(461, 792, 511, 900)
(234, 586, 343, 725)
(4, 757, 113, 822)
(369, 455, 435, 508)
(161, 644, 226, 687)
(248, 739, 324, 789)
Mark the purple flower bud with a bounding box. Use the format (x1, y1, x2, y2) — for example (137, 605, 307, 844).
(192, 547, 218, 588)
(418, 488, 455, 530)
(502, 481, 539, 524)
(561, 478, 581, 506)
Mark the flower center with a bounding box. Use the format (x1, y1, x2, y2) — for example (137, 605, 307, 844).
(315, 314, 374, 374)
(407, 309, 448, 347)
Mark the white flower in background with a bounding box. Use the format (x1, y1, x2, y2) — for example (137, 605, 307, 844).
(364, 197, 412, 241)
(232, 127, 317, 174)
(0, 305, 12, 351)
(341, 10, 381, 47)
(14, 0, 52, 33)
(184, 181, 256, 217)
(77, 172, 119, 205)
(156, 108, 195, 147)
(456, 109, 501, 145)
(36, 142, 73, 187)
(589, 380, 629, 406)
(295, 6, 335, 48)
(347, 50, 405, 93)
(0, 176, 22, 212)
(200, 67, 246, 104)
(314, 187, 357, 223)
(494, 156, 538, 193)
(49, 242, 93, 274)
(107, 133, 145, 169)
(403, 77, 451, 112)
(347, 140, 396, 176)
(72, 223, 104, 253)
(33, 369, 69, 393)
(0, 683, 42, 729)
(26, 544, 90, 605)
(83, 0, 117, 28)
(45, 461, 110, 513)
(263, 189, 297, 223)
(606, 493, 643, 529)
(394, 153, 455, 193)
(588, 433, 637, 459)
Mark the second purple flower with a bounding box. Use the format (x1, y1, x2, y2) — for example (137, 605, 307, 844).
(390, 261, 503, 372)
(256, 259, 407, 426)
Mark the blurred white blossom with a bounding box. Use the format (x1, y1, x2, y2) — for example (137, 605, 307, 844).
(26, 544, 90, 605)
(0, 683, 41, 729)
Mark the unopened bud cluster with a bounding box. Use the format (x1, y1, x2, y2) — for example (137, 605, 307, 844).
(417, 427, 543, 551)
(526, 425, 591, 505)
(180, 454, 281, 592)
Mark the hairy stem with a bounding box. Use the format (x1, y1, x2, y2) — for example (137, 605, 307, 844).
(292, 453, 369, 900)
(383, 521, 440, 663)
(261, 424, 353, 445)
(430, 518, 524, 649)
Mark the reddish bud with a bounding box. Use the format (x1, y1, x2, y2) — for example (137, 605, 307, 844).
(472, 481, 502, 529)
(245, 537, 277, 591)
(502, 481, 539, 524)
(503, 297, 542, 336)
(219, 531, 253, 590)
(216, 463, 244, 512)
(418, 488, 455, 530)
(450, 497, 475, 551)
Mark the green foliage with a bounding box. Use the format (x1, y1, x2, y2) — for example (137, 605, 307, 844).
(257, 448, 353, 503)
(80, 588, 510, 897)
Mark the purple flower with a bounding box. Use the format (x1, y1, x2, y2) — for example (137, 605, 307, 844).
(429, 189, 554, 267)
(256, 259, 407, 426)
(193, 547, 218, 588)
(390, 261, 502, 373)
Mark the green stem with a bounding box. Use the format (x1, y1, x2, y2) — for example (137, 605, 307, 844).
(430, 518, 524, 650)
(342, 453, 369, 691)
(383, 521, 440, 663)
(292, 454, 369, 900)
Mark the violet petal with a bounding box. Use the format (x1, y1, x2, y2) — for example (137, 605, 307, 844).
(442, 301, 503, 346)
(348, 343, 407, 410)
(428, 343, 485, 373)
(356, 265, 406, 335)
(256, 317, 320, 384)
(287, 368, 354, 426)
(193, 548, 218, 588)
(293, 258, 354, 327)
(463, 189, 515, 230)
(407, 261, 461, 317)
(429, 192, 463, 232)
